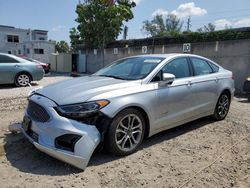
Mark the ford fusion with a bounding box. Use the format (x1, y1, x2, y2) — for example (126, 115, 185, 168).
(21, 54, 234, 169)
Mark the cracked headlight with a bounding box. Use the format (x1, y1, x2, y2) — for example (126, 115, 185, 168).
(56, 100, 109, 119)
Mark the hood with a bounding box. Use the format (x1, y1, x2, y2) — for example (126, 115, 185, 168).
(36, 75, 141, 105)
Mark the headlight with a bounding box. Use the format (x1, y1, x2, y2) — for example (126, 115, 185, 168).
(56, 100, 110, 119)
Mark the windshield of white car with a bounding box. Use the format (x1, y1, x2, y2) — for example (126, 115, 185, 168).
(94, 57, 165, 80)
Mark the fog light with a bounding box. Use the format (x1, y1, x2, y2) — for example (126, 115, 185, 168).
(55, 134, 81, 152)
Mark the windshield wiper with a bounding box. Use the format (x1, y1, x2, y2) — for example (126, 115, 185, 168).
(98, 75, 125, 80)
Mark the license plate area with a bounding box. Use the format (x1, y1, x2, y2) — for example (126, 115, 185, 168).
(22, 116, 39, 142)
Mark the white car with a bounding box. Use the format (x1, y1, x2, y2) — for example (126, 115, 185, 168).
(21, 54, 235, 170)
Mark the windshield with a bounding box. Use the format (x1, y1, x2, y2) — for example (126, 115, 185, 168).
(94, 57, 164, 80)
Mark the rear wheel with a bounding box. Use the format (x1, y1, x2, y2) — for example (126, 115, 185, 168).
(106, 108, 145, 156)
(213, 92, 230, 120)
(15, 73, 31, 87)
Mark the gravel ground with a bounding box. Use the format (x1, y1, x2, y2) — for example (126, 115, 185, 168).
(0, 73, 72, 100)
(0, 75, 249, 188)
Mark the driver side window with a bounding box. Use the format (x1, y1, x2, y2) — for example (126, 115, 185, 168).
(0, 55, 19, 63)
(152, 57, 190, 82)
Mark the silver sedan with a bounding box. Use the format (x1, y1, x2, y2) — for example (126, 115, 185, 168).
(21, 54, 234, 169)
(0, 53, 44, 86)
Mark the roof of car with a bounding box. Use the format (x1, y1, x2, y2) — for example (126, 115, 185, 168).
(128, 53, 205, 59)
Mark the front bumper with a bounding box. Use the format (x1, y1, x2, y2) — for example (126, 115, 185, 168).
(21, 94, 101, 170)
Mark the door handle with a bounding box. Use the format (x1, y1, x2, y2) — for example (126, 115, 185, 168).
(14, 64, 20, 68)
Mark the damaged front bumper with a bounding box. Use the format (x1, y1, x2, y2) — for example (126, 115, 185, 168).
(20, 94, 101, 170)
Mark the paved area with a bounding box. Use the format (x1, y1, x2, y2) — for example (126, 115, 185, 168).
(0, 73, 72, 100)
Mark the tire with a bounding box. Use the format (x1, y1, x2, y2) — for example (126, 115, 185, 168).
(106, 108, 145, 156)
(15, 73, 31, 87)
(248, 95, 250, 102)
(213, 92, 231, 120)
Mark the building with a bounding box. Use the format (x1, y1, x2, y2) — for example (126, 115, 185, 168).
(0, 25, 55, 63)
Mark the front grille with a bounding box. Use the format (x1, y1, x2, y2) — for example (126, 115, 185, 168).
(27, 100, 50, 122)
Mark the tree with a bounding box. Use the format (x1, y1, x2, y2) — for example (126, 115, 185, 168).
(55, 41, 70, 53)
(197, 23, 216, 33)
(142, 14, 183, 37)
(165, 14, 183, 35)
(142, 15, 166, 37)
(69, 27, 81, 51)
(75, 0, 136, 49)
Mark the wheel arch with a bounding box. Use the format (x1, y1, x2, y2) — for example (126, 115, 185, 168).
(220, 88, 232, 101)
(111, 105, 151, 139)
(15, 71, 33, 81)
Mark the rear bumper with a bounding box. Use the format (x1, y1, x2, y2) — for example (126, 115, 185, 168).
(21, 95, 101, 170)
(32, 69, 44, 81)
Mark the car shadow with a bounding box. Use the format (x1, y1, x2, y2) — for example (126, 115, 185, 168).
(89, 116, 214, 166)
(237, 98, 249, 103)
(3, 133, 82, 175)
(44, 72, 71, 77)
(3, 117, 214, 175)
(0, 83, 39, 89)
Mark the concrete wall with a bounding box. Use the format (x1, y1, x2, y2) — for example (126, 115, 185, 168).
(84, 39, 250, 93)
(49, 53, 72, 72)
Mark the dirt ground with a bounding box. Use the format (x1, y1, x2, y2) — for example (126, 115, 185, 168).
(0, 75, 249, 187)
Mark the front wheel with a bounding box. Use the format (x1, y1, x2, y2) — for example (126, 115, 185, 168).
(213, 92, 230, 120)
(106, 108, 145, 156)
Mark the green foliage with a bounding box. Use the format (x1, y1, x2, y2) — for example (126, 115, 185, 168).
(108, 29, 250, 48)
(142, 14, 183, 37)
(55, 40, 70, 53)
(69, 27, 81, 51)
(197, 23, 216, 33)
(75, 0, 136, 48)
(165, 14, 183, 34)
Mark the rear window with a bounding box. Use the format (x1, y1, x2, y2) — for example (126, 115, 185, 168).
(190, 57, 213, 76)
(208, 61, 219, 72)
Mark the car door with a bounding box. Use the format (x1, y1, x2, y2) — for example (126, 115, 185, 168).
(151, 57, 196, 133)
(189, 57, 220, 114)
(0, 54, 21, 84)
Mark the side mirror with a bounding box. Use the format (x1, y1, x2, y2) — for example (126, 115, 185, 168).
(162, 73, 175, 85)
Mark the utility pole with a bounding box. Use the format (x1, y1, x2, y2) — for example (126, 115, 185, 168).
(187, 16, 191, 32)
(123, 26, 128, 40)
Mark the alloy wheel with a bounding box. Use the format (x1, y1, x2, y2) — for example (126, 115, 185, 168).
(217, 94, 229, 118)
(115, 114, 143, 152)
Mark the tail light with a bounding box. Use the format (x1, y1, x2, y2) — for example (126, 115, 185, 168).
(36, 65, 43, 69)
(231, 73, 234, 80)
